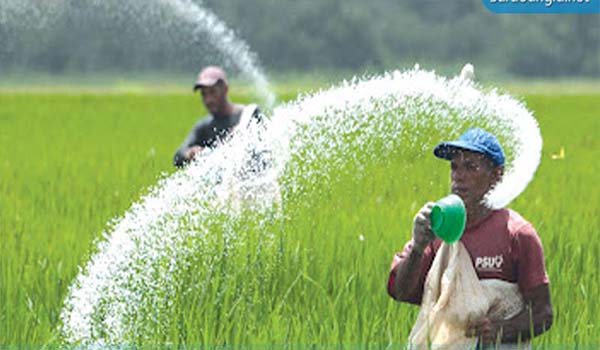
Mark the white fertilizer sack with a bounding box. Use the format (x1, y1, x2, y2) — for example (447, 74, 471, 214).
(409, 242, 526, 350)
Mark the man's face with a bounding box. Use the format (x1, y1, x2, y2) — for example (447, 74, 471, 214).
(200, 82, 227, 116)
(450, 149, 502, 210)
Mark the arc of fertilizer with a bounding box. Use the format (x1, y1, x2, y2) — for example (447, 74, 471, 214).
(270, 64, 542, 209)
(458, 63, 542, 208)
(60, 65, 542, 344)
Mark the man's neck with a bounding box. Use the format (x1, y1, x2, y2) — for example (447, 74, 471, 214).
(214, 102, 238, 119)
(465, 204, 493, 229)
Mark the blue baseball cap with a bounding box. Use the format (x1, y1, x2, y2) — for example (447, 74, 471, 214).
(434, 128, 505, 166)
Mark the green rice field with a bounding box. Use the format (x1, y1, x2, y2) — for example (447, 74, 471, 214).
(0, 85, 598, 348)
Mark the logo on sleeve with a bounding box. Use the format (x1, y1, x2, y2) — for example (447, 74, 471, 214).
(475, 255, 504, 272)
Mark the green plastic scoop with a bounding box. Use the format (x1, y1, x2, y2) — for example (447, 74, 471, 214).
(430, 194, 467, 244)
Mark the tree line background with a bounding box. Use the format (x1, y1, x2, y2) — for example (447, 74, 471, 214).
(0, 0, 598, 79)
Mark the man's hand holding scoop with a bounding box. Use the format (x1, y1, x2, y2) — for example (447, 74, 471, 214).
(412, 202, 436, 253)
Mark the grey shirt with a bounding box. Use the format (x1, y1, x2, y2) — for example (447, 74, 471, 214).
(173, 106, 260, 167)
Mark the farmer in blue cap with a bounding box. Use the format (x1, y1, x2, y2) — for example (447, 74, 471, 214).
(387, 128, 553, 348)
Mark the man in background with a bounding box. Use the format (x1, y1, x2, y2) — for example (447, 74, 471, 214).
(173, 66, 260, 167)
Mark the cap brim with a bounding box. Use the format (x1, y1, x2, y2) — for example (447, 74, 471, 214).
(433, 141, 485, 160)
(193, 78, 221, 91)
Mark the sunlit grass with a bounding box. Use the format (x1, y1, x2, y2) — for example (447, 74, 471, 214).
(0, 91, 598, 347)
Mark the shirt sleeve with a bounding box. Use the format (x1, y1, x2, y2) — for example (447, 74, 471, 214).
(387, 240, 436, 305)
(515, 224, 550, 294)
(173, 118, 211, 167)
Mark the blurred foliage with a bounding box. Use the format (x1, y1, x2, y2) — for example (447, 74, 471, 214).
(0, 0, 598, 77)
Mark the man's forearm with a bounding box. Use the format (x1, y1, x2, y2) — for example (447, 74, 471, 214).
(173, 148, 188, 167)
(496, 303, 553, 343)
(388, 240, 424, 302)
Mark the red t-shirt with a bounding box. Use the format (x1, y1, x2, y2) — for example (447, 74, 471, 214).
(388, 208, 550, 305)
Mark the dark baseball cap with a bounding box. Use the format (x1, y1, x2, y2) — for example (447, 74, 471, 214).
(434, 128, 505, 166)
(193, 66, 227, 90)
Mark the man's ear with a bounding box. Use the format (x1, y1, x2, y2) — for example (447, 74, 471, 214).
(221, 81, 229, 96)
(494, 166, 504, 184)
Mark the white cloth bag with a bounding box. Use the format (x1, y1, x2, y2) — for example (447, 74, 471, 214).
(408, 242, 525, 350)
